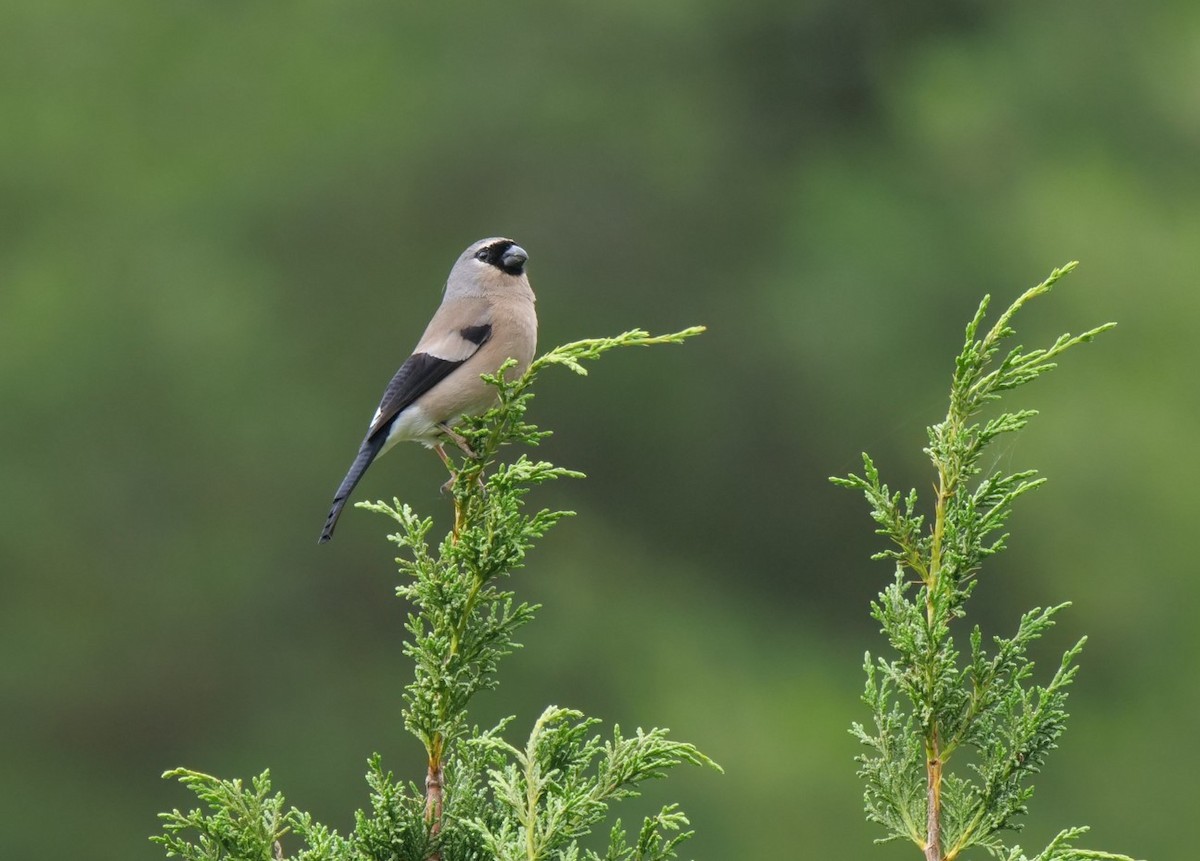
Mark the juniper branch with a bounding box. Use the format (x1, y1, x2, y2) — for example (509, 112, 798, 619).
(834, 265, 1137, 861)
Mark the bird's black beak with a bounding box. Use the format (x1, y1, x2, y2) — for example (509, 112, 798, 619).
(501, 245, 528, 273)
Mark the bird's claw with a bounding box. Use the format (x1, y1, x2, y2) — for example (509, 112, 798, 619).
(437, 423, 477, 459)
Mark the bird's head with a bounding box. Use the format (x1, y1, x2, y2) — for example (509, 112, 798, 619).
(467, 237, 528, 275)
(447, 237, 533, 301)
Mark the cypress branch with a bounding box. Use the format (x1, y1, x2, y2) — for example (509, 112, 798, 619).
(834, 265, 1141, 861)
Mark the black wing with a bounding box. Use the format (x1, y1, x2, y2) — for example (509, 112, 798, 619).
(368, 352, 465, 439)
(368, 324, 493, 438)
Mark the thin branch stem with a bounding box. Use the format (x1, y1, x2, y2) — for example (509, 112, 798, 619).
(925, 741, 942, 861)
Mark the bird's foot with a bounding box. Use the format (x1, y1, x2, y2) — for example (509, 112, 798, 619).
(437, 423, 477, 459)
(434, 443, 460, 496)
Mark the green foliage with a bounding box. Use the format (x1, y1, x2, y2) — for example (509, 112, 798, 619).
(834, 266, 1140, 861)
(156, 769, 287, 861)
(153, 328, 715, 861)
(461, 706, 712, 861)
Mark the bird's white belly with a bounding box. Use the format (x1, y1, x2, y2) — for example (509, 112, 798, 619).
(378, 403, 440, 455)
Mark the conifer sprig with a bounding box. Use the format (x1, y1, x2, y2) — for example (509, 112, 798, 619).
(834, 266, 1139, 861)
(463, 706, 714, 861)
(154, 326, 714, 861)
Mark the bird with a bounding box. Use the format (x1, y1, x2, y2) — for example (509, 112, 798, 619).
(319, 237, 537, 543)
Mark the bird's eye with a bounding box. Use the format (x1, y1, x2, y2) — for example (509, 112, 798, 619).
(474, 249, 489, 261)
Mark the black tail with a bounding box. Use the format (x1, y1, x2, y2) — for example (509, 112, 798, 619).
(319, 434, 387, 543)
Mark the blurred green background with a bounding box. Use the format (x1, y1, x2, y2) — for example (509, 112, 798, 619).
(2, 0, 1193, 857)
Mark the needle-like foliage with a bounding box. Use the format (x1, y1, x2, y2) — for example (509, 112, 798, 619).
(154, 327, 718, 861)
(833, 264, 1140, 861)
